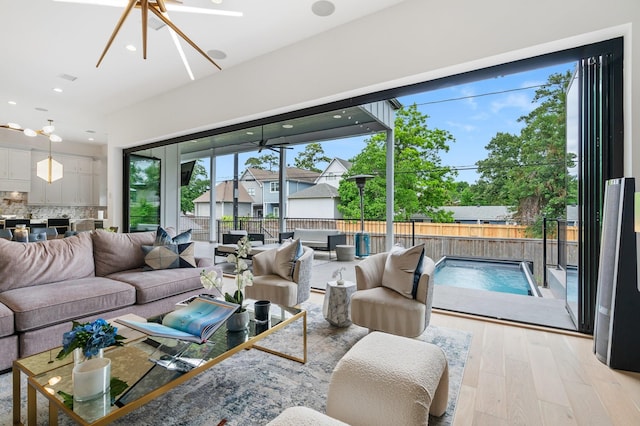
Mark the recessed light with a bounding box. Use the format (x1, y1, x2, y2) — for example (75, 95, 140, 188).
(53, 88, 63, 93)
(88, 137, 95, 141)
(333, 114, 342, 119)
(246, 131, 254, 135)
(211, 0, 223, 4)
(207, 49, 227, 60)
(126, 44, 137, 52)
(282, 124, 294, 129)
(8, 101, 16, 105)
(312, 1, 335, 17)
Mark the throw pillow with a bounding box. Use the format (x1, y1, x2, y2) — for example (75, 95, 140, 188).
(273, 238, 302, 281)
(142, 242, 197, 270)
(154, 226, 192, 245)
(381, 244, 425, 299)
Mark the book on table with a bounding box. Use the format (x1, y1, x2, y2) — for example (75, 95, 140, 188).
(116, 297, 240, 343)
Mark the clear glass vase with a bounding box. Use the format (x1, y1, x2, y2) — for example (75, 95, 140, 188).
(73, 347, 104, 366)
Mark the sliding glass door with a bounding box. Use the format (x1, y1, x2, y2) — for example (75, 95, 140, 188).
(569, 40, 624, 332)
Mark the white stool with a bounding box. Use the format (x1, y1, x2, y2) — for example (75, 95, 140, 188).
(335, 245, 355, 261)
(326, 331, 449, 425)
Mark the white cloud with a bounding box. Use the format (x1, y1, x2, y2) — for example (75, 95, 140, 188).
(446, 121, 477, 132)
(490, 93, 533, 114)
(459, 87, 478, 110)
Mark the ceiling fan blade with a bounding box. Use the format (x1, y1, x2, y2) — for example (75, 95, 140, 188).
(53, 0, 243, 17)
(148, 5, 222, 70)
(96, 0, 138, 67)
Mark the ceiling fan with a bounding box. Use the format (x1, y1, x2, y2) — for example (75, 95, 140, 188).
(53, 0, 243, 78)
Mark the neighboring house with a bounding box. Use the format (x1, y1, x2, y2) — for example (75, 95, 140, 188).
(288, 183, 343, 219)
(315, 158, 352, 188)
(443, 206, 514, 224)
(193, 181, 253, 217)
(414, 206, 514, 224)
(240, 167, 319, 217)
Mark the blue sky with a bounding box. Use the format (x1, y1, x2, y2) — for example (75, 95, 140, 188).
(212, 62, 575, 184)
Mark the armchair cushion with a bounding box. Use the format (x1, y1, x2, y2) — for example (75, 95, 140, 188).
(274, 239, 303, 281)
(382, 244, 425, 299)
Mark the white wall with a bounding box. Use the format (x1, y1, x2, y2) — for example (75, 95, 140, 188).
(106, 0, 640, 228)
(289, 198, 340, 219)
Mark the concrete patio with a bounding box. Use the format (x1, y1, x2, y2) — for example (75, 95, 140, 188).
(195, 242, 576, 330)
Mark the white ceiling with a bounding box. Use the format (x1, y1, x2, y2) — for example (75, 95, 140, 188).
(0, 0, 404, 145)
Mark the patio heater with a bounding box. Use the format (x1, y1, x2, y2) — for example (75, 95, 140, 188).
(349, 174, 374, 258)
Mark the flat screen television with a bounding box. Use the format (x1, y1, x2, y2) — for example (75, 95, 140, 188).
(180, 161, 196, 186)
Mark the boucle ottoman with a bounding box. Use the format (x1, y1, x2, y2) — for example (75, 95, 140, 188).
(326, 331, 449, 425)
(267, 406, 349, 425)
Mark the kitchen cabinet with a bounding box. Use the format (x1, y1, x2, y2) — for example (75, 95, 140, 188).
(60, 155, 93, 206)
(0, 148, 31, 191)
(93, 159, 107, 206)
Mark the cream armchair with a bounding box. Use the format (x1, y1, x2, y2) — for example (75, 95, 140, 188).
(246, 246, 314, 307)
(351, 249, 436, 338)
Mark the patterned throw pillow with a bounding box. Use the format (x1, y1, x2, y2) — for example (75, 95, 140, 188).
(273, 238, 303, 281)
(154, 226, 192, 245)
(381, 244, 425, 299)
(141, 242, 197, 270)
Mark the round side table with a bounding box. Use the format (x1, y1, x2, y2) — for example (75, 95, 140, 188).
(323, 280, 356, 327)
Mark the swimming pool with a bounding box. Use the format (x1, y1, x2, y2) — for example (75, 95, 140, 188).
(434, 256, 540, 297)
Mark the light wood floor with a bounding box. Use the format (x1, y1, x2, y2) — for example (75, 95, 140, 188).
(429, 310, 640, 426)
(309, 291, 640, 425)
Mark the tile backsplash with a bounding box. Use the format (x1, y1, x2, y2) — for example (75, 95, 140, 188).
(0, 191, 104, 220)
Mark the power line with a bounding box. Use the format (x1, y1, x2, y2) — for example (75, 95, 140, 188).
(403, 83, 555, 107)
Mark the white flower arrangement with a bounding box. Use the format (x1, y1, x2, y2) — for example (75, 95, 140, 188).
(224, 236, 254, 312)
(200, 269, 223, 296)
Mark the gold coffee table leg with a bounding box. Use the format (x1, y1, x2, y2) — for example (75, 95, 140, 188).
(27, 382, 36, 426)
(13, 365, 22, 425)
(49, 404, 58, 426)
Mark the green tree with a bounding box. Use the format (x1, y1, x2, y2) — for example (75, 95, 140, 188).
(180, 161, 210, 214)
(475, 71, 575, 234)
(244, 153, 279, 170)
(294, 142, 331, 172)
(337, 104, 456, 221)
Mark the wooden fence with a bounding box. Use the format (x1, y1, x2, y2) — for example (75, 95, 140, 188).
(179, 216, 578, 284)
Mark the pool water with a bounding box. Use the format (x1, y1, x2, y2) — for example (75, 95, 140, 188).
(434, 258, 535, 296)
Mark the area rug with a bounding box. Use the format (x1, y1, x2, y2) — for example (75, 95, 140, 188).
(1, 303, 471, 425)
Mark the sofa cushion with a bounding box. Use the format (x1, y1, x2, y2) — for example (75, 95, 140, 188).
(92, 229, 156, 276)
(107, 263, 215, 304)
(0, 277, 136, 332)
(381, 244, 425, 299)
(142, 242, 197, 270)
(154, 226, 192, 245)
(0, 232, 95, 292)
(0, 302, 14, 337)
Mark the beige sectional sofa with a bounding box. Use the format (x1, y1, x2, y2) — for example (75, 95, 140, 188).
(0, 229, 219, 371)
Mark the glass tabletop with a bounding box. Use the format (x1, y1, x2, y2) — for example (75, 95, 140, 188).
(28, 299, 305, 424)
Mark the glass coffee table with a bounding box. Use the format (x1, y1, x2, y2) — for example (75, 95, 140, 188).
(15, 301, 306, 426)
